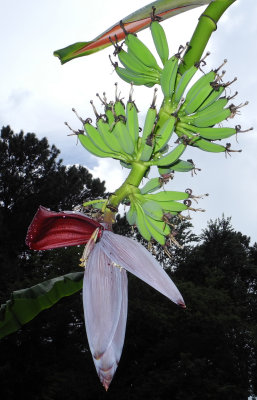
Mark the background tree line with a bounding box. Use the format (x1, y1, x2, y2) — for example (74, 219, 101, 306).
(0, 125, 256, 400)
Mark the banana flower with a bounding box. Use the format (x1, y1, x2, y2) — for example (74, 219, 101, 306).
(26, 206, 185, 390)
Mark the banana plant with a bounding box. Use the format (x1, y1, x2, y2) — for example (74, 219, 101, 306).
(1, 0, 248, 392)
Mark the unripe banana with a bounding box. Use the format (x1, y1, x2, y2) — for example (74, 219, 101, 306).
(115, 65, 160, 87)
(139, 198, 164, 221)
(140, 177, 163, 194)
(134, 203, 152, 241)
(160, 55, 179, 99)
(113, 118, 135, 155)
(139, 143, 154, 161)
(196, 84, 225, 112)
(158, 159, 195, 173)
(125, 33, 162, 72)
(145, 214, 170, 236)
(197, 77, 237, 112)
(114, 84, 126, 117)
(144, 216, 166, 245)
(178, 122, 236, 140)
(184, 81, 215, 115)
(117, 48, 161, 77)
(84, 120, 116, 155)
(78, 134, 117, 159)
(176, 126, 227, 153)
(150, 21, 169, 66)
(161, 201, 188, 212)
(96, 117, 125, 154)
(154, 115, 176, 153)
(126, 96, 139, 145)
(126, 202, 137, 225)
(105, 103, 115, 127)
(179, 98, 230, 127)
(141, 105, 157, 143)
(144, 191, 189, 202)
(173, 64, 198, 103)
(151, 142, 186, 167)
(180, 70, 216, 113)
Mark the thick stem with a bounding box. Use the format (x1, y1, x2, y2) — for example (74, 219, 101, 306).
(103, 162, 148, 225)
(179, 0, 237, 74)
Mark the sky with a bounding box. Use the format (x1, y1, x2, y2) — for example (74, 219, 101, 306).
(1, 0, 257, 243)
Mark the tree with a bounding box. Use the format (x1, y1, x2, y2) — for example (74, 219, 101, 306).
(0, 125, 105, 296)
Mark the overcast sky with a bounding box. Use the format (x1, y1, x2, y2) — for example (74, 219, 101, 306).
(1, 0, 257, 242)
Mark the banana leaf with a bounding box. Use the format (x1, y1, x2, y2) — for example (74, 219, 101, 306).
(0, 272, 84, 339)
(54, 0, 211, 64)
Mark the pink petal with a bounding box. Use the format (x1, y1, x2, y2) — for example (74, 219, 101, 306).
(26, 206, 102, 250)
(83, 242, 128, 389)
(101, 231, 185, 308)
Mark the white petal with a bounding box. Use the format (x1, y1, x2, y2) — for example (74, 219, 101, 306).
(101, 230, 185, 307)
(83, 242, 122, 358)
(94, 269, 128, 390)
(83, 242, 128, 390)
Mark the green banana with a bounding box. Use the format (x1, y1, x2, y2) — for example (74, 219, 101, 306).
(112, 118, 135, 155)
(105, 102, 115, 127)
(151, 142, 186, 167)
(114, 84, 126, 117)
(141, 103, 158, 143)
(84, 120, 119, 155)
(197, 78, 237, 112)
(126, 95, 139, 145)
(180, 70, 216, 114)
(143, 190, 189, 202)
(135, 196, 164, 221)
(154, 115, 176, 153)
(178, 122, 236, 140)
(126, 202, 137, 225)
(144, 216, 166, 245)
(115, 65, 160, 87)
(160, 201, 188, 212)
(145, 214, 170, 236)
(125, 33, 161, 72)
(116, 47, 161, 77)
(150, 20, 169, 66)
(134, 202, 152, 241)
(176, 126, 227, 153)
(160, 55, 179, 98)
(158, 159, 195, 173)
(139, 144, 154, 161)
(184, 80, 216, 115)
(96, 117, 126, 154)
(78, 134, 119, 159)
(195, 84, 225, 112)
(180, 98, 230, 127)
(140, 177, 163, 195)
(173, 64, 198, 103)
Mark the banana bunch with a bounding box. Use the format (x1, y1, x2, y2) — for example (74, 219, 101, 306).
(171, 63, 251, 154)
(109, 16, 250, 155)
(126, 186, 192, 245)
(68, 84, 194, 174)
(110, 15, 170, 87)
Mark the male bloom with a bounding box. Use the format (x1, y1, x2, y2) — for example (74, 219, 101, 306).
(27, 206, 185, 390)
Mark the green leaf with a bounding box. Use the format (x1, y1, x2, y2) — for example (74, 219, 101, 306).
(0, 272, 84, 339)
(54, 0, 211, 64)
